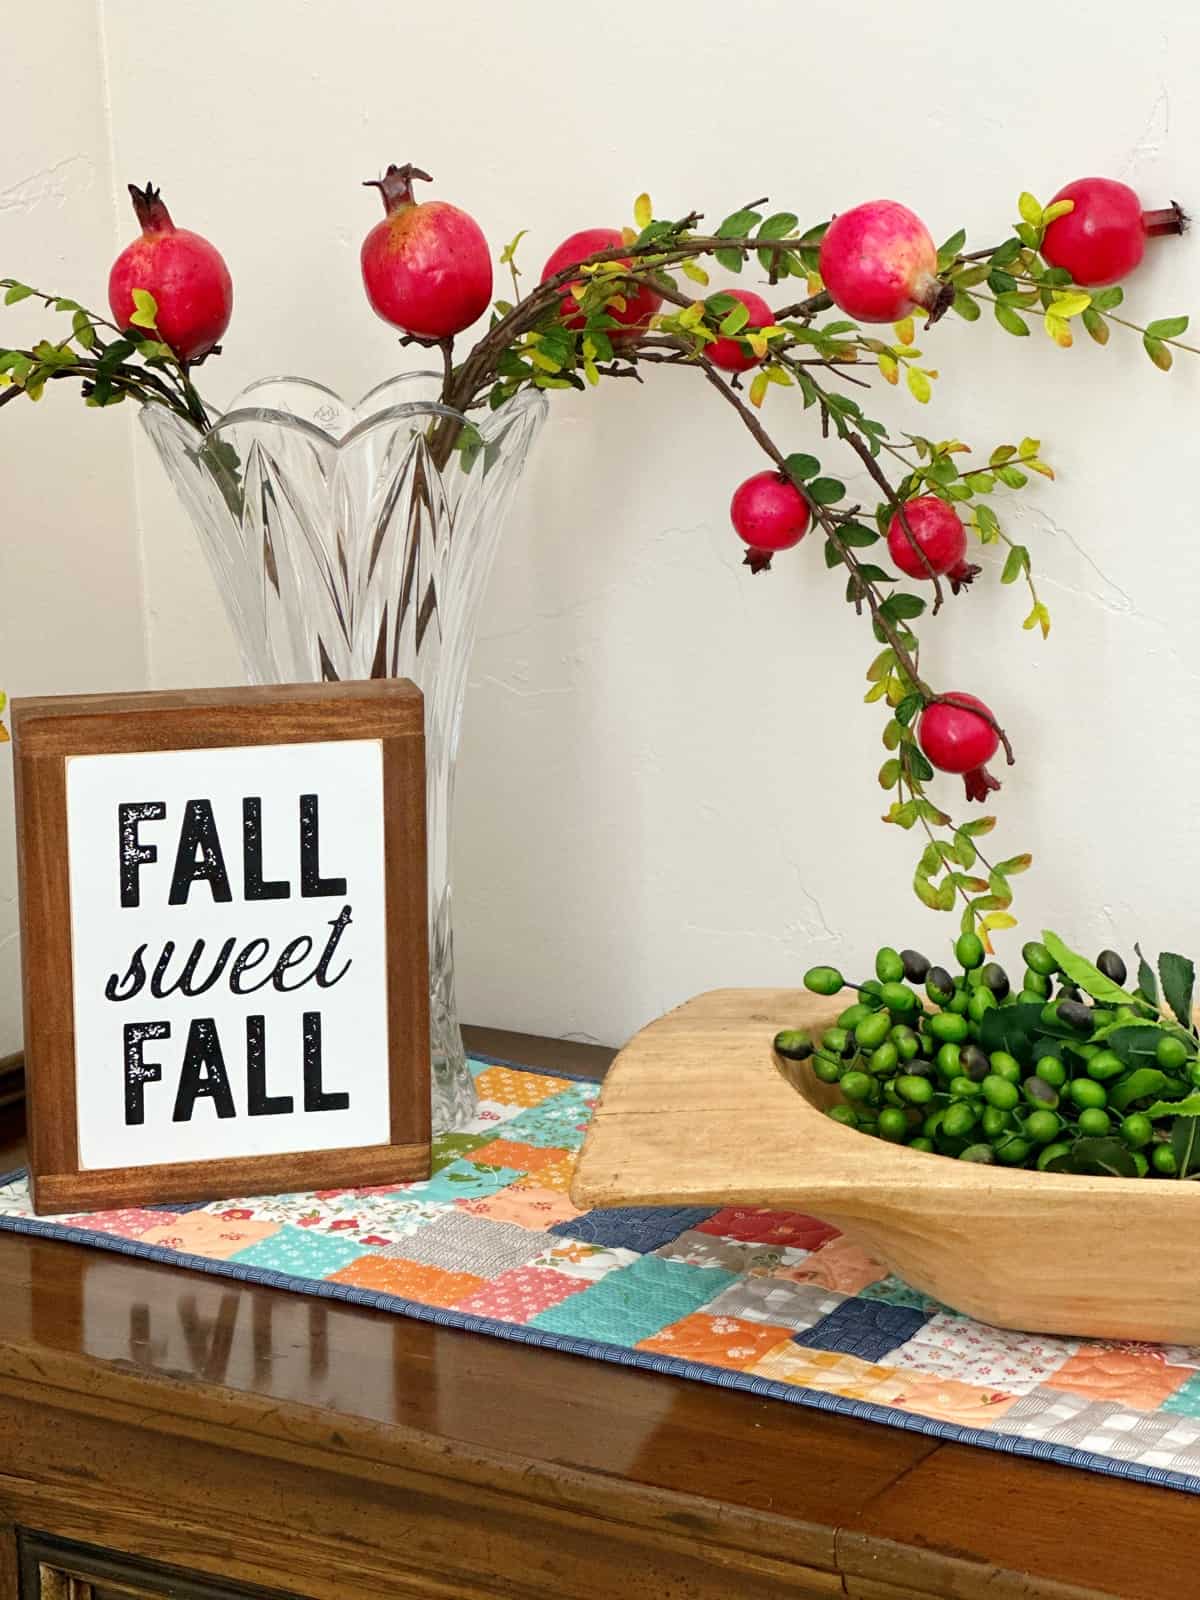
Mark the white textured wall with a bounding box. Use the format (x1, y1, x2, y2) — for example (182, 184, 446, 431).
(3, 0, 1199, 1053)
(0, 2, 146, 1050)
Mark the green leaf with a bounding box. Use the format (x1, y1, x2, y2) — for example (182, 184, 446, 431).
(1041, 930, 1130, 1006)
(718, 300, 750, 336)
(906, 367, 931, 403)
(808, 477, 845, 505)
(880, 592, 926, 622)
(1082, 307, 1109, 346)
(1104, 1025, 1172, 1070)
(1068, 1137, 1138, 1178)
(979, 1002, 1045, 1063)
(758, 211, 798, 240)
(936, 228, 966, 270)
(71, 311, 95, 350)
(1000, 545, 1029, 585)
(995, 465, 1029, 491)
(907, 747, 934, 782)
(990, 238, 1023, 268)
(1090, 286, 1124, 311)
(128, 288, 159, 329)
(1172, 1116, 1200, 1179)
(1146, 315, 1189, 340)
(713, 248, 744, 274)
(823, 540, 843, 569)
(994, 303, 1030, 337)
(1159, 951, 1196, 1030)
(783, 452, 821, 483)
(1143, 335, 1172, 371)
(1109, 1069, 1168, 1113)
(878, 758, 901, 790)
(717, 209, 763, 239)
(895, 692, 922, 728)
(952, 291, 981, 322)
(1017, 192, 1043, 226)
(1135, 942, 1158, 1004)
(2, 283, 33, 305)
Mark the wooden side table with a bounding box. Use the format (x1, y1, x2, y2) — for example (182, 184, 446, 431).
(0, 1028, 1187, 1599)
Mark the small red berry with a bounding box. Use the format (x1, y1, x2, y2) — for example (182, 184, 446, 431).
(707, 289, 773, 373)
(541, 227, 662, 333)
(1041, 178, 1186, 288)
(918, 693, 1001, 804)
(730, 470, 811, 573)
(886, 496, 979, 593)
(819, 201, 951, 324)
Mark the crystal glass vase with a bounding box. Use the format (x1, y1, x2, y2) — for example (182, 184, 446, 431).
(140, 373, 547, 1131)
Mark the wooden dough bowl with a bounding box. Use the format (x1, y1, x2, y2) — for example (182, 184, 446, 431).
(571, 988, 1200, 1343)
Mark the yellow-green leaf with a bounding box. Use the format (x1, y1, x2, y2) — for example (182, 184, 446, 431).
(526, 346, 562, 373)
(893, 316, 915, 346)
(1022, 600, 1052, 638)
(906, 367, 932, 403)
(878, 351, 899, 385)
(1017, 191, 1043, 226)
(128, 287, 158, 329)
(499, 229, 528, 267)
(680, 259, 709, 285)
(1048, 291, 1091, 319)
(583, 359, 599, 386)
(764, 364, 792, 386)
(746, 332, 768, 359)
(748, 370, 769, 408)
(633, 193, 653, 230)
(1040, 198, 1075, 224)
(981, 911, 1018, 932)
(1043, 312, 1072, 348)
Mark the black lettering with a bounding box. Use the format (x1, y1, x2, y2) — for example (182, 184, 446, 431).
(302, 1012, 348, 1111)
(242, 797, 289, 901)
(246, 1015, 293, 1116)
(168, 800, 233, 905)
(119, 803, 165, 908)
(172, 1018, 237, 1122)
(229, 938, 272, 995)
(299, 794, 346, 898)
(150, 937, 236, 999)
(314, 905, 353, 989)
(271, 936, 315, 992)
(106, 945, 148, 1002)
(124, 1021, 169, 1124)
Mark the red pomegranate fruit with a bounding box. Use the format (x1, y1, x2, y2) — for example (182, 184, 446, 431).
(361, 163, 493, 339)
(730, 470, 811, 573)
(886, 496, 979, 593)
(918, 693, 1001, 803)
(1040, 177, 1186, 287)
(108, 183, 232, 362)
(818, 200, 952, 324)
(540, 227, 662, 332)
(707, 288, 774, 372)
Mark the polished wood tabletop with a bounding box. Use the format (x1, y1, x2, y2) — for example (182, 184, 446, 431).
(0, 1028, 1189, 1599)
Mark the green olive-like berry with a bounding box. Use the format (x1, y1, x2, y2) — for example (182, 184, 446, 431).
(773, 1029, 814, 1060)
(1068, 1078, 1108, 1111)
(901, 949, 931, 983)
(1096, 950, 1128, 987)
(1036, 1141, 1072, 1171)
(948, 1076, 983, 1100)
(1023, 1075, 1059, 1110)
(1152, 1144, 1179, 1175)
(1022, 940, 1059, 977)
(890, 1025, 920, 1061)
(1056, 1000, 1095, 1036)
(854, 1011, 892, 1051)
(942, 1101, 978, 1139)
(1157, 1034, 1190, 1072)
(996, 1137, 1033, 1166)
(895, 1074, 933, 1106)
(1077, 1107, 1112, 1137)
(968, 988, 998, 1023)
(804, 965, 845, 996)
(1120, 1112, 1154, 1149)
(870, 1042, 900, 1076)
(1018, 990, 1046, 1006)
(1024, 1108, 1060, 1144)
(821, 1027, 850, 1057)
(880, 981, 917, 1014)
(909, 1135, 935, 1152)
(837, 1003, 873, 1030)
(989, 1052, 1022, 1084)
(840, 1070, 873, 1102)
(959, 1043, 990, 1082)
(1086, 1050, 1125, 1082)
(980, 1106, 1012, 1139)
(812, 1058, 843, 1084)
(927, 1011, 969, 1044)
(1022, 969, 1052, 999)
(935, 1042, 961, 1079)
(955, 932, 985, 970)
(1035, 1056, 1067, 1089)
(926, 965, 955, 1004)
(877, 1107, 909, 1142)
(960, 1143, 995, 1163)
(827, 1104, 859, 1128)
(946, 988, 971, 1015)
(860, 979, 884, 999)
(875, 946, 905, 983)
(923, 1108, 946, 1138)
(981, 1075, 1020, 1111)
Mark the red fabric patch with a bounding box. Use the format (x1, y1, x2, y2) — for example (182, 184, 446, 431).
(695, 1209, 840, 1248)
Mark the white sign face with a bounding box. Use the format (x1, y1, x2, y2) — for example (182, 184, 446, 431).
(65, 739, 391, 1170)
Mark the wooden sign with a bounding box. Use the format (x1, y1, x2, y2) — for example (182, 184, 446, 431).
(12, 681, 431, 1215)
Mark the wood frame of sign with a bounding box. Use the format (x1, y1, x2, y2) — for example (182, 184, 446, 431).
(12, 681, 431, 1215)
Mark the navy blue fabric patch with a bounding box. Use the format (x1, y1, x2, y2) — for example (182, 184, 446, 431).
(549, 1206, 717, 1253)
(800, 1297, 928, 1362)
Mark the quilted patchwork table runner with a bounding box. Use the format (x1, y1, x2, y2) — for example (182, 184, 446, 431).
(4, 1056, 1200, 1494)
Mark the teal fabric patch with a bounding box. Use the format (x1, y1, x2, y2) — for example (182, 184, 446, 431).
(530, 1253, 737, 1343)
(405, 1160, 525, 1204)
(230, 1224, 367, 1277)
(503, 1091, 594, 1149)
(1163, 1371, 1200, 1417)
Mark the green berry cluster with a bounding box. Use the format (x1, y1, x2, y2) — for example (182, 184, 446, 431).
(775, 932, 1200, 1178)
